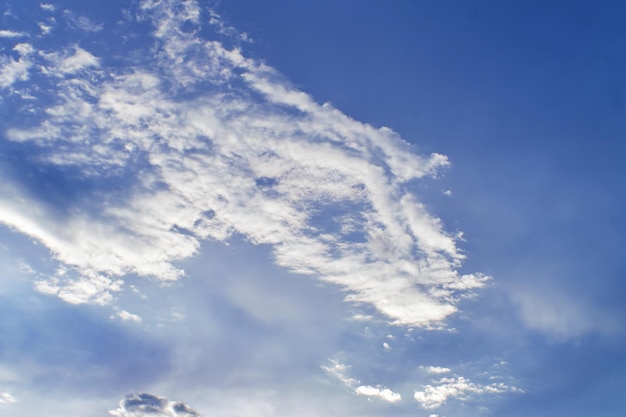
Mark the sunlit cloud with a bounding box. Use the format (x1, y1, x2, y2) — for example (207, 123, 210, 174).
(0, 0, 488, 330)
(322, 358, 402, 403)
(414, 375, 522, 410)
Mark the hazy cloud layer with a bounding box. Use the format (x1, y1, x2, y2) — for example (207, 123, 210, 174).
(0, 0, 488, 327)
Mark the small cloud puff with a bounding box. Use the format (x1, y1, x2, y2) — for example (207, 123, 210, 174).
(109, 393, 200, 417)
(0, 392, 15, 404)
(63, 10, 103, 32)
(115, 310, 142, 323)
(0, 30, 26, 38)
(355, 385, 402, 403)
(420, 365, 451, 375)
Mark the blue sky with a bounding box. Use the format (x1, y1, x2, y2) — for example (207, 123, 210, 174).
(0, 1, 624, 416)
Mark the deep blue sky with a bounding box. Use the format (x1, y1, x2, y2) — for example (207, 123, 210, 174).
(220, 0, 626, 313)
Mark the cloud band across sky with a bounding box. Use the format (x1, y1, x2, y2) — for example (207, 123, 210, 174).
(0, 0, 488, 328)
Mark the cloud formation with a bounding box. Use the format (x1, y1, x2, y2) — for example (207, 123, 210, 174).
(421, 366, 451, 375)
(0, 30, 26, 38)
(0, 42, 33, 88)
(323, 358, 402, 403)
(109, 393, 200, 417)
(414, 375, 520, 409)
(0, 0, 488, 327)
(0, 392, 15, 404)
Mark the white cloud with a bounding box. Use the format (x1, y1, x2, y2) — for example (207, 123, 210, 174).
(40, 4, 55, 12)
(41, 46, 100, 75)
(109, 393, 200, 417)
(0, 29, 26, 38)
(355, 385, 401, 403)
(38, 22, 53, 35)
(421, 366, 451, 375)
(414, 376, 521, 410)
(0, 392, 15, 404)
(322, 358, 401, 403)
(0, 0, 489, 328)
(0, 43, 33, 88)
(116, 310, 142, 323)
(321, 359, 358, 387)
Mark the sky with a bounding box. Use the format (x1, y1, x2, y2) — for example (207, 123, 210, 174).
(0, 0, 624, 416)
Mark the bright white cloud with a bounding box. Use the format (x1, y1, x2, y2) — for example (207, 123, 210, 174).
(321, 359, 358, 388)
(56, 47, 99, 74)
(0, 30, 26, 38)
(0, 43, 33, 88)
(116, 310, 142, 323)
(0, 0, 489, 328)
(322, 358, 401, 403)
(414, 376, 521, 410)
(40, 4, 55, 12)
(0, 392, 15, 404)
(109, 393, 200, 417)
(355, 385, 402, 403)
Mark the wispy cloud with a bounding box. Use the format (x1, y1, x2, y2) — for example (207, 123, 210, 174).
(0, 29, 26, 38)
(355, 385, 402, 403)
(0, 43, 33, 88)
(420, 365, 451, 375)
(322, 358, 402, 403)
(48, 46, 100, 74)
(40, 4, 55, 12)
(511, 286, 616, 340)
(115, 309, 142, 323)
(414, 374, 522, 410)
(62, 10, 102, 32)
(0, 392, 15, 404)
(0, 0, 488, 328)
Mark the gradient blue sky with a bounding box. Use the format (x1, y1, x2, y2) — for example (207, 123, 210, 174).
(0, 1, 624, 416)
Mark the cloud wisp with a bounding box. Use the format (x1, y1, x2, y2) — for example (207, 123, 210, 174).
(322, 358, 402, 403)
(0, 0, 488, 328)
(0, 392, 15, 404)
(413, 371, 522, 410)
